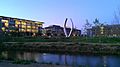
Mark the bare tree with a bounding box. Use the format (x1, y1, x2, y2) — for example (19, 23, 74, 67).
(112, 8, 120, 24)
(83, 19, 92, 35)
(93, 18, 100, 26)
(113, 12, 119, 24)
(93, 18, 105, 27)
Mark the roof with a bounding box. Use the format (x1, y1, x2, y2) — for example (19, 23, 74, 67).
(0, 16, 44, 24)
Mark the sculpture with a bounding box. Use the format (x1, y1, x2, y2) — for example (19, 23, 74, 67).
(63, 18, 74, 37)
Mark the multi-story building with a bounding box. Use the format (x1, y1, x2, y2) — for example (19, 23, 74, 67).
(44, 25, 64, 37)
(87, 24, 120, 37)
(44, 25, 81, 37)
(0, 16, 44, 36)
(72, 28, 81, 36)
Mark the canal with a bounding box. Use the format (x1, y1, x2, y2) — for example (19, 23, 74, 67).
(0, 51, 120, 67)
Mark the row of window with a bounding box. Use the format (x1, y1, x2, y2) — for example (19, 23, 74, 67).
(0, 19, 43, 33)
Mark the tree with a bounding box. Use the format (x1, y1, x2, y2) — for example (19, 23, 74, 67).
(93, 18, 105, 27)
(112, 8, 120, 24)
(114, 12, 119, 24)
(83, 19, 92, 35)
(93, 18, 100, 26)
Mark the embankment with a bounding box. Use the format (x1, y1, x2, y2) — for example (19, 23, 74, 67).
(1, 42, 120, 55)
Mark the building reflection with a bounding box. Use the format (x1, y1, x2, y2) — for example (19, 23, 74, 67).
(102, 56, 108, 67)
(16, 52, 40, 61)
(0, 51, 118, 67)
(12, 51, 108, 67)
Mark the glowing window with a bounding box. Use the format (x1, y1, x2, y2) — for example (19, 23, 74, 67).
(2, 27, 5, 31)
(1, 20, 8, 23)
(5, 23, 8, 27)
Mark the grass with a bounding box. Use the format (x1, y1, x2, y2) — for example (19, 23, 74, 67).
(0, 36, 71, 42)
(1, 36, 120, 43)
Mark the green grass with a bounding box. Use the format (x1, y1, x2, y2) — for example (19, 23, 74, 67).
(1, 36, 120, 43)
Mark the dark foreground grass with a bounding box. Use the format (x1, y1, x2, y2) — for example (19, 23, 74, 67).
(1, 36, 120, 43)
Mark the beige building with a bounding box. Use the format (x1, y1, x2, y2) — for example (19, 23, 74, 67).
(0, 16, 44, 36)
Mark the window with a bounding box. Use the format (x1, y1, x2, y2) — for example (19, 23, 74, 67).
(2, 27, 5, 31)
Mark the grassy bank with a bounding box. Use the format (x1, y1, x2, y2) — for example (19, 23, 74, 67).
(1, 42, 120, 55)
(1, 36, 120, 55)
(1, 36, 120, 43)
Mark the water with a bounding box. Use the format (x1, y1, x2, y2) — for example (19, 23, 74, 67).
(0, 51, 120, 67)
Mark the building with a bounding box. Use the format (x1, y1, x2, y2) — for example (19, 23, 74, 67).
(44, 25, 64, 37)
(72, 28, 81, 36)
(86, 29, 92, 37)
(44, 25, 81, 37)
(87, 24, 120, 37)
(0, 16, 44, 37)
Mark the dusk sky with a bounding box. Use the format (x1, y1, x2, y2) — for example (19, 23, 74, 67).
(0, 0, 120, 29)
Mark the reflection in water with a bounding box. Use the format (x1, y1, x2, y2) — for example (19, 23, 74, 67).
(17, 52, 39, 61)
(0, 51, 120, 67)
(103, 56, 107, 67)
(64, 55, 67, 65)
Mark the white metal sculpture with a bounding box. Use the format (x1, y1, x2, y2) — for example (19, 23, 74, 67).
(63, 18, 74, 37)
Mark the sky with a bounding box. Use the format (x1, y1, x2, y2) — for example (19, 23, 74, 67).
(0, 0, 120, 30)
